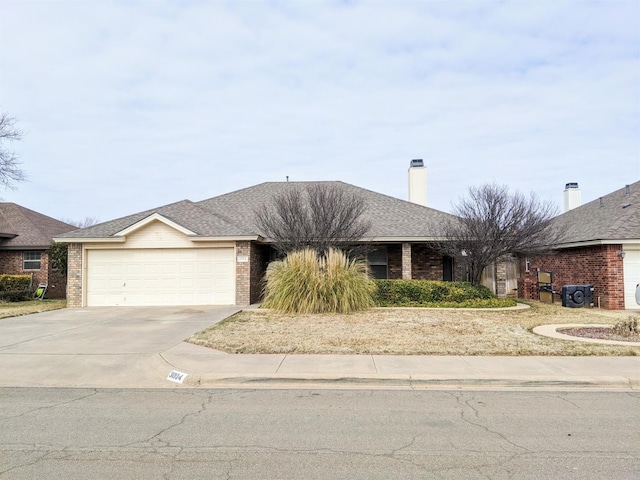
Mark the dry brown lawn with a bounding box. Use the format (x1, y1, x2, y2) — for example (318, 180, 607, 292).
(0, 299, 67, 319)
(188, 301, 640, 356)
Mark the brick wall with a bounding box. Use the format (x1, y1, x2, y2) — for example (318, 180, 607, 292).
(236, 241, 272, 305)
(518, 244, 624, 309)
(411, 244, 444, 280)
(249, 244, 271, 304)
(401, 243, 412, 279)
(235, 241, 251, 305)
(387, 244, 402, 279)
(66, 243, 83, 307)
(44, 252, 67, 299)
(387, 243, 462, 281)
(0, 250, 67, 299)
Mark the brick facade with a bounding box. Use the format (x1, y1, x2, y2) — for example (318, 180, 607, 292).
(387, 244, 402, 279)
(235, 241, 251, 305)
(386, 243, 460, 282)
(401, 243, 412, 279)
(66, 243, 83, 307)
(0, 249, 67, 299)
(411, 244, 445, 280)
(518, 244, 625, 309)
(235, 241, 271, 305)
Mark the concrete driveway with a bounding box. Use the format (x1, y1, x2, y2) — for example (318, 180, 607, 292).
(0, 306, 240, 388)
(2, 306, 639, 390)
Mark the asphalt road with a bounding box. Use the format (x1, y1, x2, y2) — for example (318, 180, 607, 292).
(1, 388, 638, 479)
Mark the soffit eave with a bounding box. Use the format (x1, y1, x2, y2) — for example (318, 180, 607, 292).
(52, 237, 126, 244)
(552, 238, 640, 249)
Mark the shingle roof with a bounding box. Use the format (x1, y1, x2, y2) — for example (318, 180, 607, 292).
(57, 200, 251, 238)
(57, 181, 458, 241)
(552, 180, 640, 245)
(197, 181, 457, 239)
(0, 203, 76, 248)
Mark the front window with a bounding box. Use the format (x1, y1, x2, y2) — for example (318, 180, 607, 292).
(23, 251, 41, 270)
(367, 247, 388, 279)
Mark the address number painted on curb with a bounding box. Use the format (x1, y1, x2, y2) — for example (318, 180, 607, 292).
(167, 370, 188, 384)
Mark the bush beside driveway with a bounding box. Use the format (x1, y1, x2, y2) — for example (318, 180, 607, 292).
(188, 301, 640, 356)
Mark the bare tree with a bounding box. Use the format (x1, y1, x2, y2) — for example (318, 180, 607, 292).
(255, 183, 372, 254)
(61, 216, 100, 228)
(0, 113, 27, 189)
(436, 183, 561, 286)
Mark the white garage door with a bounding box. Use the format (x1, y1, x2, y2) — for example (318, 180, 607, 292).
(87, 248, 235, 306)
(623, 249, 640, 310)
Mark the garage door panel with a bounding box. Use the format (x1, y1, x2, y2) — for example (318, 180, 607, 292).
(87, 248, 235, 306)
(624, 249, 640, 309)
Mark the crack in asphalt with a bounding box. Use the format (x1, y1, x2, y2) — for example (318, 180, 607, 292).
(548, 392, 581, 409)
(0, 451, 51, 477)
(449, 392, 529, 454)
(3, 388, 638, 478)
(0, 388, 99, 422)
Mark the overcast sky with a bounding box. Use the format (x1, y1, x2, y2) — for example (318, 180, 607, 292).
(0, 0, 638, 224)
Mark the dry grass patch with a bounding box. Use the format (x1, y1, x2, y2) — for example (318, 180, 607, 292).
(0, 299, 67, 319)
(188, 301, 640, 356)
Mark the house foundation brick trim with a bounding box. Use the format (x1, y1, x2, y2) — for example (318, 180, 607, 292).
(401, 243, 412, 279)
(66, 243, 83, 308)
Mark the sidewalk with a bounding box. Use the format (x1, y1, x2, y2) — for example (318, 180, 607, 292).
(2, 305, 638, 390)
(162, 342, 640, 390)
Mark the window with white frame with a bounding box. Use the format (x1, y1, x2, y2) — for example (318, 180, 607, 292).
(23, 251, 41, 270)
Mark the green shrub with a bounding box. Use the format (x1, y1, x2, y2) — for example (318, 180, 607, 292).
(0, 274, 32, 302)
(373, 279, 516, 308)
(262, 248, 375, 314)
(0, 274, 31, 291)
(0, 290, 31, 302)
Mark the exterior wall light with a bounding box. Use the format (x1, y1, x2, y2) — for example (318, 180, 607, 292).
(618, 251, 626, 258)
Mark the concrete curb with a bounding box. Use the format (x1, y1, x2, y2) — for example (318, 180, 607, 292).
(185, 373, 639, 390)
(533, 324, 640, 346)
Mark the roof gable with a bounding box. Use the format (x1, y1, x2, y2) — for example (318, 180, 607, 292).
(115, 213, 197, 237)
(56, 199, 255, 240)
(0, 203, 76, 249)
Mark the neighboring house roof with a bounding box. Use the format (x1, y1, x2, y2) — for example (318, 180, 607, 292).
(0, 203, 76, 249)
(552, 180, 640, 247)
(57, 181, 458, 242)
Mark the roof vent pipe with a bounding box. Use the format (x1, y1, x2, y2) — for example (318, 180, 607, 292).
(625, 184, 630, 195)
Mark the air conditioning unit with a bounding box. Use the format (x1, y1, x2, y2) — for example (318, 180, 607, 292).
(561, 285, 594, 308)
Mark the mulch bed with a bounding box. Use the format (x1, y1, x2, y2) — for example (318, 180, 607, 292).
(557, 327, 640, 343)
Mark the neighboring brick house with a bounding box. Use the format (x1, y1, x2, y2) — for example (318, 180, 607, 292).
(55, 181, 463, 307)
(518, 181, 640, 310)
(0, 203, 76, 298)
